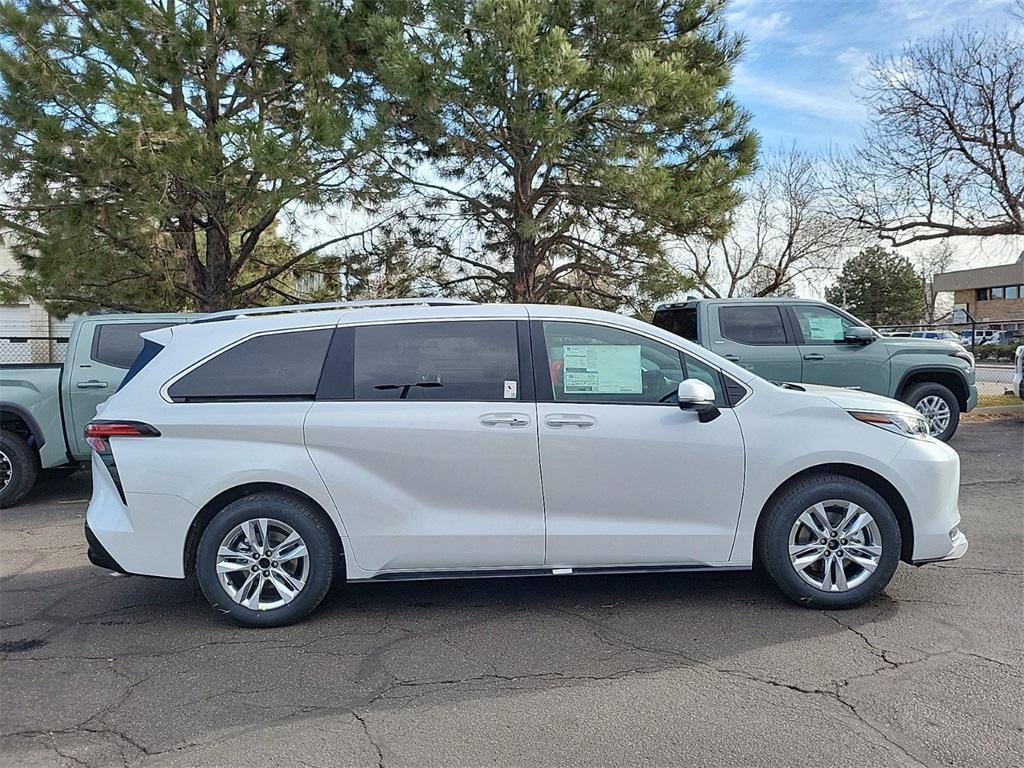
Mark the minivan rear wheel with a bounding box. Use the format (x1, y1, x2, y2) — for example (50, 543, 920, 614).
(757, 474, 901, 609)
(196, 493, 339, 627)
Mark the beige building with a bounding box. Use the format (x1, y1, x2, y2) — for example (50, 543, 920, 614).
(933, 254, 1024, 325)
(0, 234, 75, 363)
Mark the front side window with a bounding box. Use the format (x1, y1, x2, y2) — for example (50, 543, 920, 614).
(168, 329, 332, 402)
(682, 353, 726, 405)
(354, 321, 519, 401)
(790, 305, 860, 344)
(718, 306, 788, 345)
(92, 322, 176, 369)
(541, 321, 684, 404)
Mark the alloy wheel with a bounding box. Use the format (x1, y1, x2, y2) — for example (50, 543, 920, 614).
(788, 499, 882, 592)
(216, 518, 309, 610)
(0, 449, 11, 492)
(915, 395, 951, 437)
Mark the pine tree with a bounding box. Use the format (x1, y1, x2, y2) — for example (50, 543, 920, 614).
(826, 246, 926, 326)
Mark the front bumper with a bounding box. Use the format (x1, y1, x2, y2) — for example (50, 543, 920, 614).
(912, 526, 968, 565)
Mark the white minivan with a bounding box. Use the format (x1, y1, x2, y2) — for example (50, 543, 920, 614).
(84, 300, 967, 626)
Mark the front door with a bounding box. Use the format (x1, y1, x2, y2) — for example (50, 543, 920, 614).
(787, 304, 891, 395)
(532, 320, 745, 567)
(304, 316, 545, 574)
(709, 304, 802, 382)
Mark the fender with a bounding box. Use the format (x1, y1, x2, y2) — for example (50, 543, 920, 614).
(0, 403, 46, 449)
(893, 365, 970, 406)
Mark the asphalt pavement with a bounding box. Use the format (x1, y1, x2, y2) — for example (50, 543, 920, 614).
(1, 418, 1022, 767)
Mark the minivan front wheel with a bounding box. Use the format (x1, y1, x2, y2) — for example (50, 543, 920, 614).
(758, 474, 901, 609)
(902, 382, 960, 441)
(196, 493, 339, 627)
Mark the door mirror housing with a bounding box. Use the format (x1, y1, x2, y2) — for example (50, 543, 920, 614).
(677, 379, 720, 423)
(842, 326, 875, 344)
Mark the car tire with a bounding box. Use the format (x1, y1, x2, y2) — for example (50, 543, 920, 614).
(901, 382, 960, 441)
(757, 473, 901, 610)
(0, 429, 39, 509)
(196, 493, 339, 627)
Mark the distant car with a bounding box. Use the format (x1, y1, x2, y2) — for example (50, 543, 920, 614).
(1013, 346, 1024, 399)
(911, 330, 961, 343)
(960, 329, 999, 346)
(981, 330, 1019, 346)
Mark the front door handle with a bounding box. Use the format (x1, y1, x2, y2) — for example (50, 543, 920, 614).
(480, 413, 531, 428)
(803, 353, 825, 361)
(545, 414, 597, 429)
(723, 354, 741, 362)
(76, 380, 109, 389)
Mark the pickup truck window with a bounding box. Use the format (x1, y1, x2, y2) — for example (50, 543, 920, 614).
(91, 322, 176, 369)
(718, 306, 788, 345)
(790, 305, 858, 344)
(168, 329, 332, 402)
(651, 306, 698, 341)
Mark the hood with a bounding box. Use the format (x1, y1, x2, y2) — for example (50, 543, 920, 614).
(877, 337, 965, 355)
(793, 383, 920, 415)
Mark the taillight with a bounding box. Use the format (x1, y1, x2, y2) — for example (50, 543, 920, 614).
(84, 421, 160, 453)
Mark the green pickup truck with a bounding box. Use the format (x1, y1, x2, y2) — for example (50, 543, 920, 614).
(653, 298, 978, 441)
(1, 313, 189, 507)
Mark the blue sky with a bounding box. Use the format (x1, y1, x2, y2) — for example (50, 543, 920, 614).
(726, 0, 1018, 152)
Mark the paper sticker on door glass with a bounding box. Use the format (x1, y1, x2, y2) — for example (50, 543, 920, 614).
(562, 345, 643, 394)
(807, 315, 844, 341)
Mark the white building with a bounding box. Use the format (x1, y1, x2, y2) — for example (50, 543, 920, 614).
(0, 233, 76, 363)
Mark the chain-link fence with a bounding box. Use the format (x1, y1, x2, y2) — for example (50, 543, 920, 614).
(0, 335, 69, 364)
(876, 319, 1023, 396)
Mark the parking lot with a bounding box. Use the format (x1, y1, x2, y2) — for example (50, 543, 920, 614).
(0, 417, 1021, 767)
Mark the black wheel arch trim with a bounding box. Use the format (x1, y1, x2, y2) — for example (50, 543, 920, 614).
(0, 404, 46, 449)
(894, 367, 970, 409)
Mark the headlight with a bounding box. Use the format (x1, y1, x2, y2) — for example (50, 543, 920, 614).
(949, 348, 975, 371)
(849, 410, 931, 439)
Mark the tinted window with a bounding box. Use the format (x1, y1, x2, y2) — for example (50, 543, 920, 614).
(718, 306, 787, 345)
(168, 329, 332, 402)
(791, 305, 859, 344)
(652, 306, 698, 341)
(92, 323, 176, 368)
(1006, 285, 1020, 300)
(542, 321, 684, 404)
(354, 321, 519, 401)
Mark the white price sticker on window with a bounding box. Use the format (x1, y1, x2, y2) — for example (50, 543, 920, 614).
(562, 345, 642, 394)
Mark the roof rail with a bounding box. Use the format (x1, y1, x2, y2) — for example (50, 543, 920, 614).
(192, 298, 477, 325)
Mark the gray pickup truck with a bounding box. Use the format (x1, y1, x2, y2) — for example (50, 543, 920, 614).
(1, 313, 189, 506)
(653, 298, 978, 441)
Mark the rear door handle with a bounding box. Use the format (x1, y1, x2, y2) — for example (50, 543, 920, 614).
(76, 380, 109, 389)
(545, 414, 597, 429)
(480, 413, 531, 428)
(803, 353, 825, 361)
(723, 354, 741, 362)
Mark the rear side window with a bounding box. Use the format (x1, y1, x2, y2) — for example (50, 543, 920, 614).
(354, 321, 519, 401)
(718, 306, 787, 345)
(652, 306, 699, 341)
(92, 323, 176, 368)
(117, 339, 165, 391)
(168, 329, 332, 402)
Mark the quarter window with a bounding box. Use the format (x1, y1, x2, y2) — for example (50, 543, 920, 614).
(168, 329, 332, 402)
(541, 322, 684, 404)
(92, 323, 176, 369)
(790, 305, 859, 344)
(354, 321, 519, 401)
(718, 306, 788, 345)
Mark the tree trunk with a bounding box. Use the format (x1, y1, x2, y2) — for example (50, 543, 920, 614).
(510, 235, 539, 303)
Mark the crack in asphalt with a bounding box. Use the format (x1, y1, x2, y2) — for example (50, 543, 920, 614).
(352, 711, 385, 768)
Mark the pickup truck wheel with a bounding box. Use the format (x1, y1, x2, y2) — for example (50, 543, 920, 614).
(901, 382, 960, 441)
(0, 429, 39, 508)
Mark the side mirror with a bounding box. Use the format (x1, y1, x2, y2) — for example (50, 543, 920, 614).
(677, 379, 720, 423)
(842, 327, 875, 344)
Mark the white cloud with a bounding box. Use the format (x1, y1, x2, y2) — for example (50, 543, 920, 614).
(732, 70, 867, 124)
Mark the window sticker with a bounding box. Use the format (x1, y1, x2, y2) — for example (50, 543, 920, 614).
(562, 345, 643, 394)
(807, 315, 844, 341)
(503, 380, 518, 399)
